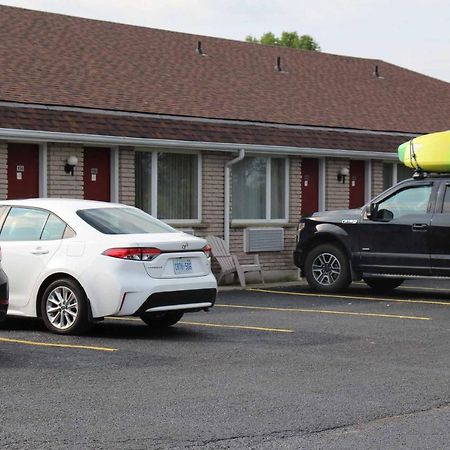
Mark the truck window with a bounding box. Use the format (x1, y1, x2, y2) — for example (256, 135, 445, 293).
(377, 185, 432, 219)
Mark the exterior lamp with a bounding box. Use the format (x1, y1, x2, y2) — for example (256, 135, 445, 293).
(337, 167, 349, 184)
(64, 155, 78, 176)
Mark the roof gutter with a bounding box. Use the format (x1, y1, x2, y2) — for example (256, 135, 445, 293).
(224, 149, 245, 248)
(0, 128, 399, 161)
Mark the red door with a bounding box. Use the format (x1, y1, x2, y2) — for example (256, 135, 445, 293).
(349, 160, 365, 209)
(7, 144, 39, 199)
(301, 158, 319, 216)
(84, 148, 111, 201)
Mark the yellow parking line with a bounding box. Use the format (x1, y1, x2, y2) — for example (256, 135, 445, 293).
(107, 317, 293, 333)
(249, 288, 450, 307)
(217, 304, 431, 321)
(355, 281, 450, 294)
(180, 321, 294, 333)
(0, 337, 117, 352)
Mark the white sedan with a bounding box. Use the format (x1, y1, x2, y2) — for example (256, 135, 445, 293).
(0, 199, 217, 334)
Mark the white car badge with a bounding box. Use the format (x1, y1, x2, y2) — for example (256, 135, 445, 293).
(182, 242, 188, 250)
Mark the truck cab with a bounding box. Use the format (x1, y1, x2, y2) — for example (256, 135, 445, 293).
(294, 173, 450, 292)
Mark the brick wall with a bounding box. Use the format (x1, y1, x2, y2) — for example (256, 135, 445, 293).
(47, 143, 84, 198)
(119, 146, 135, 206)
(0, 142, 7, 200)
(325, 158, 349, 210)
(371, 160, 384, 198)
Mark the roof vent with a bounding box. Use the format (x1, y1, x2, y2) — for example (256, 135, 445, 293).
(197, 41, 206, 56)
(373, 64, 383, 79)
(275, 56, 285, 73)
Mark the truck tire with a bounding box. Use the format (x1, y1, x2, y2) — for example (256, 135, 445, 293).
(364, 277, 404, 292)
(305, 243, 351, 293)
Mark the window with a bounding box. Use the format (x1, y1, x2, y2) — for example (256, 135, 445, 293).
(135, 151, 200, 222)
(0, 208, 49, 241)
(232, 157, 288, 221)
(0, 208, 73, 241)
(397, 164, 414, 182)
(377, 185, 432, 219)
(41, 214, 68, 240)
(77, 207, 176, 234)
(382, 163, 394, 191)
(442, 186, 450, 213)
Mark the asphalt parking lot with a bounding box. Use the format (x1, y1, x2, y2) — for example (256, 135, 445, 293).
(1, 280, 449, 449)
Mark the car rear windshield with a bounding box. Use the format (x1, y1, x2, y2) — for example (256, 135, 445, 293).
(77, 207, 177, 234)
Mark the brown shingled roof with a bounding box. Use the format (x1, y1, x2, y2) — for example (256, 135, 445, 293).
(0, 105, 409, 152)
(0, 5, 449, 134)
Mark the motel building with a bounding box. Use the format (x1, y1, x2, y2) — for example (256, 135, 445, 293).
(1, 6, 449, 281)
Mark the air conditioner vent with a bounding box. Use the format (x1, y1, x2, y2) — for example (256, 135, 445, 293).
(244, 228, 284, 252)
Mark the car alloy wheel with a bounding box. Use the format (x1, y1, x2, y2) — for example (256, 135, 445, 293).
(41, 278, 91, 335)
(46, 286, 79, 330)
(312, 252, 341, 286)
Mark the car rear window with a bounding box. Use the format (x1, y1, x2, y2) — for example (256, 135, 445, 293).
(77, 207, 177, 235)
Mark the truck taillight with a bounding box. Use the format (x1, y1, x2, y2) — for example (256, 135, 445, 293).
(102, 247, 161, 261)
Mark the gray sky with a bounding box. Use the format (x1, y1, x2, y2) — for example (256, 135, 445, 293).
(1, 0, 449, 82)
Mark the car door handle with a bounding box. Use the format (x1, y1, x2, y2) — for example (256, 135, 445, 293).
(412, 224, 428, 231)
(31, 249, 49, 255)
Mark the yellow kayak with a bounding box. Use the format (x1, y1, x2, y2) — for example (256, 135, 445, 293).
(398, 130, 450, 172)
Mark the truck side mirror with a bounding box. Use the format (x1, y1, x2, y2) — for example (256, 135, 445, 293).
(367, 203, 378, 219)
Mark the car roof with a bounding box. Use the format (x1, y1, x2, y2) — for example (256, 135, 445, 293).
(0, 198, 131, 215)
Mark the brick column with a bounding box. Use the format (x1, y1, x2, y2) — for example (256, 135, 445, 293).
(47, 143, 84, 198)
(119, 146, 135, 206)
(371, 160, 384, 198)
(0, 142, 7, 200)
(325, 158, 349, 210)
(196, 151, 229, 238)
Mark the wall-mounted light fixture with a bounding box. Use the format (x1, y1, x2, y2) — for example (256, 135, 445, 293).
(64, 155, 78, 176)
(337, 167, 349, 184)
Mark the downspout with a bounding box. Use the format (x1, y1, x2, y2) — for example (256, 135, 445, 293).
(224, 149, 245, 248)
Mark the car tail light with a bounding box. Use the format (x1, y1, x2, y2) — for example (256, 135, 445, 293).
(102, 247, 161, 261)
(202, 244, 212, 258)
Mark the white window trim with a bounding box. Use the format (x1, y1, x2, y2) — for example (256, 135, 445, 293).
(232, 156, 289, 224)
(318, 158, 325, 211)
(110, 146, 119, 203)
(137, 149, 202, 224)
(38, 143, 47, 198)
(364, 160, 372, 203)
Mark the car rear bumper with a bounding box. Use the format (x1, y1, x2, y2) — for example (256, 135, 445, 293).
(135, 288, 217, 316)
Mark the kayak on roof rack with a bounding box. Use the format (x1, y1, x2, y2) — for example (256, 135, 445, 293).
(398, 130, 450, 172)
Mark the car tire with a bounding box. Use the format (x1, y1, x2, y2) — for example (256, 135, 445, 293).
(364, 277, 404, 292)
(140, 311, 184, 329)
(305, 243, 351, 293)
(40, 278, 91, 335)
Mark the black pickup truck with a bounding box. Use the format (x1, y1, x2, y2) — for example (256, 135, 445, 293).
(294, 173, 450, 292)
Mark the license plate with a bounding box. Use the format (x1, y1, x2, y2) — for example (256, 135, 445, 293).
(173, 258, 193, 274)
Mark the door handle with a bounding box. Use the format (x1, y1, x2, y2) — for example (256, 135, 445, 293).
(31, 249, 49, 255)
(412, 223, 428, 231)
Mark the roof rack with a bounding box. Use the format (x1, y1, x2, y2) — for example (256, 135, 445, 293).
(412, 170, 450, 180)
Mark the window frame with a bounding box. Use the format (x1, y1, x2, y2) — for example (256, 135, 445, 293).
(135, 149, 202, 225)
(232, 156, 290, 225)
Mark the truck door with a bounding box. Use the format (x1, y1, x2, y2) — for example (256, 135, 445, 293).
(358, 182, 434, 275)
(428, 181, 450, 276)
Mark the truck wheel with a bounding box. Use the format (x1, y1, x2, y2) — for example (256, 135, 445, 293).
(305, 244, 351, 292)
(140, 311, 184, 329)
(364, 278, 404, 292)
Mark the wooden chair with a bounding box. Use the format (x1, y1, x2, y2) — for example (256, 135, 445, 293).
(206, 235, 264, 287)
